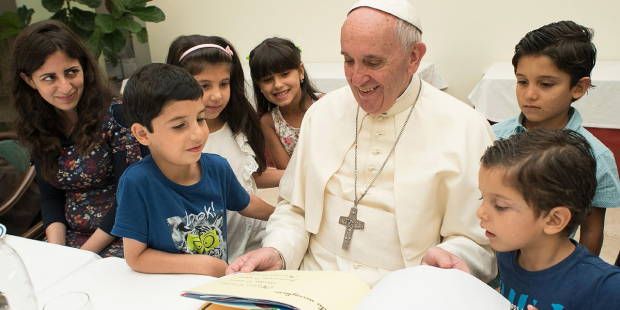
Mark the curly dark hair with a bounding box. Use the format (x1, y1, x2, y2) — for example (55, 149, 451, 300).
(166, 35, 267, 174)
(480, 127, 597, 236)
(248, 37, 320, 116)
(10, 20, 113, 181)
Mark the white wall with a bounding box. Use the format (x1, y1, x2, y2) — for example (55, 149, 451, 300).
(94, 0, 620, 103)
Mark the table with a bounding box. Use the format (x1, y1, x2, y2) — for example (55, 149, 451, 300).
(36, 258, 213, 310)
(469, 61, 620, 129)
(3, 234, 101, 294)
(469, 61, 620, 164)
(242, 61, 448, 100)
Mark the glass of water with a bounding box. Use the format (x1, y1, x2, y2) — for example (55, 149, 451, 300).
(43, 292, 94, 310)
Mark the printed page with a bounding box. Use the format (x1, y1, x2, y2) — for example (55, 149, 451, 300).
(354, 266, 510, 310)
(184, 270, 370, 310)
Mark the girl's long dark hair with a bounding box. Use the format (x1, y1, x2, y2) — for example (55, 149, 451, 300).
(249, 37, 320, 116)
(10, 20, 112, 181)
(166, 35, 267, 174)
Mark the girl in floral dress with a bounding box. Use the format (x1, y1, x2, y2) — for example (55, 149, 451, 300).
(166, 35, 280, 262)
(10, 20, 145, 257)
(249, 37, 323, 170)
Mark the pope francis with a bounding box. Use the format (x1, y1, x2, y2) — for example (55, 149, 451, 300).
(227, 0, 497, 287)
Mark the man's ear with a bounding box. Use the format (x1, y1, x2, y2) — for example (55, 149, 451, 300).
(407, 42, 427, 76)
(20, 72, 37, 89)
(543, 206, 572, 235)
(131, 123, 151, 146)
(572, 77, 591, 101)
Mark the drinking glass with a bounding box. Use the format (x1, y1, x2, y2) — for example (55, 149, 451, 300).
(43, 292, 94, 310)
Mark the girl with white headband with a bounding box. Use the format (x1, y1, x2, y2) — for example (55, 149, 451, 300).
(166, 35, 282, 262)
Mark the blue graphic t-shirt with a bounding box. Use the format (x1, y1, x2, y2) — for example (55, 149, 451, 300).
(112, 153, 250, 263)
(498, 241, 620, 310)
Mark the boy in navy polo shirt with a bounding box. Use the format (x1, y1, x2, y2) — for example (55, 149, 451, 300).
(478, 127, 620, 310)
(112, 64, 273, 277)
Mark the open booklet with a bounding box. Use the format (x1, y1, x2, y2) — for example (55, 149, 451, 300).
(183, 266, 510, 310)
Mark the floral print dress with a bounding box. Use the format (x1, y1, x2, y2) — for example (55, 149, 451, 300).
(270, 95, 323, 156)
(36, 99, 143, 258)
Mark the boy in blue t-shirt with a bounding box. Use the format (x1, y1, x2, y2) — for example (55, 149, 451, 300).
(478, 127, 620, 310)
(112, 64, 274, 277)
(492, 21, 620, 256)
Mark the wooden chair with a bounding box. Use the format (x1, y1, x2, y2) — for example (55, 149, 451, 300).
(0, 131, 45, 240)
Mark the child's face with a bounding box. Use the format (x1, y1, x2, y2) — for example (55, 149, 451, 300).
(193, 62, 231, 120)
(515, 55, 582, 129)
(145, 99, 209, 169)
(477, 167, 547, 252)
(257, 64, 304, 108)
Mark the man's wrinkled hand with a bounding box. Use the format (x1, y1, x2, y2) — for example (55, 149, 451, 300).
(421, 246, 471, 274)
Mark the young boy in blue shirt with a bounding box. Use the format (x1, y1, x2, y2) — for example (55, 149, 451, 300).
(112, 64, 274, 277)
(478, 127, 620, 309)
(492, 21, 620, 255)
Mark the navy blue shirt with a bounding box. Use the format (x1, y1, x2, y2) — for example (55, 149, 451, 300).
(112, 153, 250, 263)
(498, 241, 620, 309)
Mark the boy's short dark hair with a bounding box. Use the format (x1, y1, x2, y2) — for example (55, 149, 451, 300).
(481, 127, 597, 236)
(123, 63, 203, 132)
(512, 20, 596, 89)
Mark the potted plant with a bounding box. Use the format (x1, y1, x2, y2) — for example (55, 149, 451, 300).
(41, 0, 165, 67)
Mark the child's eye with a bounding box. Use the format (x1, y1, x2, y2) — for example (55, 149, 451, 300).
(540, 82, 554, 87)
(197, 117, 206, 123)
(261, 77, 272, 83)
(172, 123, 186, 130)
(494, 205, 508, 211)
(281, 71, 290, 77)
(516, 80, 527, 85)
(201, 84, 211, 90)
(220, 82, 229, 88)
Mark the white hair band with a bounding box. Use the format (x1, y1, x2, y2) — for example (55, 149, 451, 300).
(179, 44, 234, 61)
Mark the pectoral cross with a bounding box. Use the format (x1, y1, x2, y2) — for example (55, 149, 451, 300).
(339, 206, 365, 250)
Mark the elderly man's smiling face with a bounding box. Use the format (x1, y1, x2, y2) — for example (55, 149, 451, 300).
(341, 8, 422, 114)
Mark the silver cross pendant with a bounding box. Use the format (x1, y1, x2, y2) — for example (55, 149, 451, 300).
(339, 206, 365, 250)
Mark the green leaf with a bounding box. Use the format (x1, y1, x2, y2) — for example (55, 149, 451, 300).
(0, 27, 21, 39)
(16, 5, 35, 27)
(103, 29, 126, 53)
(126, 0, 148, 8)
(42, 0, 66, 13)
(117, 16, 142, 33)
(0, 12, 22, 29)
(50, 9, 70, 25)
(135, 27, 147, 43)
(70, 7, 97, 31)
(95, 14, 117, 33)
(103, 47, 120, 67)
(130, 6, 164, 23)
(87, 27, 104, 58)
(74, 0, 103, 8)
(105, 0, 126, 18)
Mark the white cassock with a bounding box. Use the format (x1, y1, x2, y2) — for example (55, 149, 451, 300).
(263, 74, 497, 287)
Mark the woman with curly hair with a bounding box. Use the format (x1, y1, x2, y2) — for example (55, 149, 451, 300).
(10, 20, 145, 257)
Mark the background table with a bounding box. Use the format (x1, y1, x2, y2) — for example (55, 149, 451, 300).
(242, 61, 448, 100)
(3, 234, 101, 294)
(36, 258, 214, 310)
(469, 61, 620, 164)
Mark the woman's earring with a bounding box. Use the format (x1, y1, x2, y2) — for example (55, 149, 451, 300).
(300, 78, 304, 84)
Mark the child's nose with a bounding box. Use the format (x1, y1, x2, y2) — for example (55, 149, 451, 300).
(210, 89, 222, 101)
(476, 203, 486, 220)
(524, 85, 538, 100)
(274, 76, 284, 89)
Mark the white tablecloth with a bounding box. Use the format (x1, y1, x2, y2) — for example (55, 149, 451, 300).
(469, 61, 620, 129)
(36, 258, 214, 310)
(3, 235, 101, 294)
(242, 61, 448, 102)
